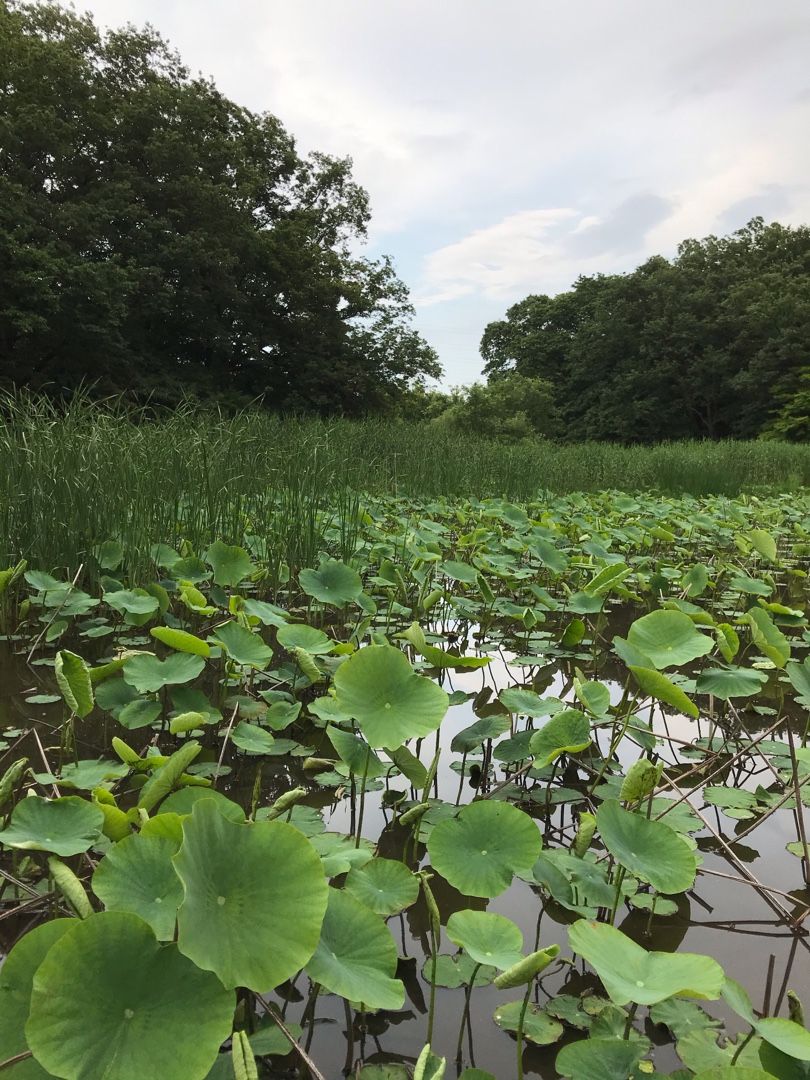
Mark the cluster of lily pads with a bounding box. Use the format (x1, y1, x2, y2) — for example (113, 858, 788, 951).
(0, 490, 809, 1078)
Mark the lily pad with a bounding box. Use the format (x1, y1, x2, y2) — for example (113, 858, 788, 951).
(123, 652, 205, 693)
(493, 1001, 563, 1045)
(299, 559, 362, 605)
(211, 621, 273, 670)
(93, 832, 183, 940)
(446, 910, 523, 969)
(627, 610, 713, 670)
(529, 709, 591, 767)
(596, 800, 697, 894)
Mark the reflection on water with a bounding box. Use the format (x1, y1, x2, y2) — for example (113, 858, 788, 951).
(1, 608, 809, 1078)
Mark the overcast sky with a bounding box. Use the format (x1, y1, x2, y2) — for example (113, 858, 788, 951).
(96, 0, 810, 385)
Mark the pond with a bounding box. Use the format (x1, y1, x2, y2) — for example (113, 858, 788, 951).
(1, 491, 810, 1079)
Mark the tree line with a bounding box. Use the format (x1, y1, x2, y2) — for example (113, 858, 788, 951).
(477, 217, 810, 442)
(0, 1, 440, 413)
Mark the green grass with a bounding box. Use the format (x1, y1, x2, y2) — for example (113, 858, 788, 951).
(1, 393, 807, 573)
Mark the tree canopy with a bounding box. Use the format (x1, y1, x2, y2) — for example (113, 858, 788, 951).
(481, 218, 810, 441)
(0, 1, 440, 412)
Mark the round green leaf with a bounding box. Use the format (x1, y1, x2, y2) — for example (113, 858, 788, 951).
(299, 559, 362, 605)
(493, 1001, 563, 1045)
(423, 953, 496, 988)
(123, 652, 205, 693)
(450, 715, 511, 753)
(557, 1038, 645, 1080)
(694, 1071, 778, 1080)
(333, 644, 448, 748)
(529, 709, 592, 767)
(211, 621, 273, 670)
(26, 912, 234, 1080)
(305, 888, 404, 1010)
(93, 832, 183, 940)
(0, 919, 74, 1079)
(427, 800, 541, 898)
(204, 541, 255, 587)
(695, 666, 769, 700)
(105, 590, 160, 617)
(276, 623, 334, 654)
(0, 795, 104, 856)
(627, 610, 713, 669)
(596, 799, 697, 894)
(230, 721, 276, 755)
(173, 800, 328, 990)
(446, 910, 523, 969)
(343, 858, 419, 915)
(756, 1018, 810, 1061)
(498, 688, 563, 718)
(159, 788, 245, 822)
(568, 919, 724, 1005)
(629, 666, 699, 719)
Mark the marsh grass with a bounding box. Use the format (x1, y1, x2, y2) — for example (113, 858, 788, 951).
(1, 392, 807, 573)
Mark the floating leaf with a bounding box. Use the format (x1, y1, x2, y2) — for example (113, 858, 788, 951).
(493, 1001, 563, 1045)
(230, 721, 276, 755)
(174, 800, 328, 990)
(556, 1037, 646, 1079)
(695, 666, 769, 700)
(26, 912, 234, 1080)
(427, 800, 541, 898)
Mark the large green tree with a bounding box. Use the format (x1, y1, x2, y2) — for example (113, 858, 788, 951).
(481, 218, 810, 441)
(0, 1, 440, 410)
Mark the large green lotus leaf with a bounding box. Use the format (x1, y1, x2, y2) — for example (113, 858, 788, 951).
(211, 621, 273, 670)
(0, 919, 74, 1078)
(439, 560, 478, 584)
(299, 559, 362, 605)
(629, 666, 699, 719)
(423, 953, 496, 988)
(492, 1001, 563, 1045)
(529, 709, 592, 767)
(748, 608, 791, 669)
(556, 1037, 646, 1079)
(305, 888, 404, 1010)
(93, 832, 183, 940)
(498, 688, 563, 718)
(118, 697, 162, 730)
(627, 610, 713, 669)
(159, 788, 245, 822)
(276, 623, 334, 654)
(756, 1018, 810, 1061)
(332, 644, 448, 748)
(694, 1071, 777, 1080)
(426, 800, 541, 898)
(0, 796, 104, 856)
(344, 857, 418, 915)
(26, 912, 234, 1080)
(174, 800, 327, 990)
(749, 529, 778, 563)
(204, 542, 255, 587)
(596, 800, 696, 894)
(105, 590, 160, 617)
(310, 832, 375, 877)
(36, 758, 128, 791)
(568, 919, 724, 1006)
(450, 715, 511, 753)
(123, 652, 205, 693)
(695, 666, 769, 700)
(327, 725, 386, 779)
(445, 910, 523, 969)
(230, 721, 275, 755)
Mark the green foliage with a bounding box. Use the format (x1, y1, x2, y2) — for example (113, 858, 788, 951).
(0, 2, 439, 412)
(427, 373, 560, 441)
(481, 217, 810, 442)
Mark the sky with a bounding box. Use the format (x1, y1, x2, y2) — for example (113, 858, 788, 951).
(95, 0, 810, 386)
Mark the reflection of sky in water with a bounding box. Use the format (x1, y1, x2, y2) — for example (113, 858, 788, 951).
(2, 621, 809, 1077)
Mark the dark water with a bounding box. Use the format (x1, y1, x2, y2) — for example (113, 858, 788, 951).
(1, 631, 809, 1078)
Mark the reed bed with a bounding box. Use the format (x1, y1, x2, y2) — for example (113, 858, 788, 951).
(0, 393, 807, 573)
